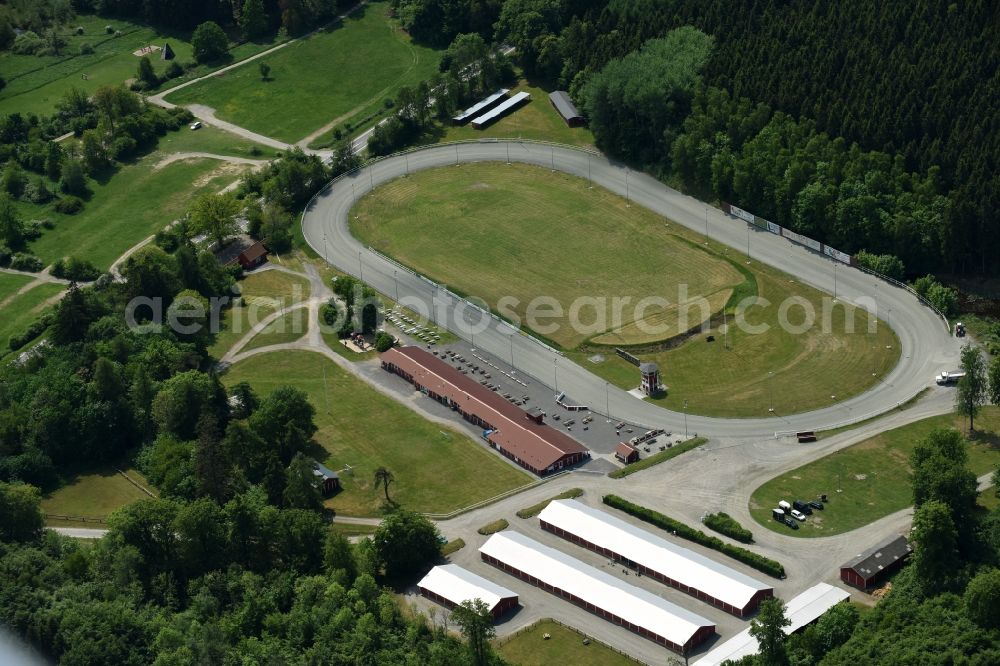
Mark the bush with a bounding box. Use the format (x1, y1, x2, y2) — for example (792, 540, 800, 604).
(854, 250, 905, 280)
(9, 316, 50, 351)
(0, 244, 11, 266)
(603, 495, 785, 578)
(12, 32, 44, 55)
(703, 512, 754, 543)
(105, 25, 114, 34)
(9, 253, 44, 272)
(51, 256, 101, 281)
(79, 42, 94, 55)
(76, 26, 85, 35)
(165, 61, 184, 79)
(374, 331, 395, 352)
(912, 274, 958, 317)
(54, 195, 84, 214)
(25, 179, 53, 204)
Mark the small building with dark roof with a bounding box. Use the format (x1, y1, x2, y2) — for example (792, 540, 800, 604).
(228, 241, 268, 270)
(548, 91, 584, 127)
(312, 460, 341, 496)
(840, 534, 911, 590)
(161, 43, 175, 60)
(615, 442, 640, 464)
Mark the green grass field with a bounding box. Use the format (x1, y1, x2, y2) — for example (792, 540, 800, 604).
(241, 307, 310, 351)
(222, 351, 530, 516)
(0, 273, 35, 303)
(0, 283, 65, 354)
(41, 466, 153, 521)
(209, 270, 311, 357)
(436, 79, 596, 150)
(0, 13, 281, 118)
(15, 154, 251, 270)
(352, 162, 899, 417)
(495, 620, 641, 666)
(154, 124, 280, 159)
(750, 408, 1000, 537)
(166, 3, 442, 144)
(352, 163, 743, 350)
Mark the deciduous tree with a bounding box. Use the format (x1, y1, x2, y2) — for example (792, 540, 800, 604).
(956, 344, 986, 432)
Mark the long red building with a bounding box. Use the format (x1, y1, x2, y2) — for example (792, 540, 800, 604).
(380, 346, 589, 475)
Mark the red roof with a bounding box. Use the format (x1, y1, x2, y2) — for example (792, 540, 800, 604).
(381, 347, 588, 472)
(615, 442, 638, 459)
(240, 242, 268, 262)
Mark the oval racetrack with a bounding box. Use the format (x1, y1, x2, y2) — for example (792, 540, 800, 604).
(301, 140, 961, 438)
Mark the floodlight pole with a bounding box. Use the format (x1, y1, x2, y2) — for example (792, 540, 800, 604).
(509, 334, 514, 369)
(833, 261, 838, 301)
(587, 153, 592, 188)
(394, 269, 399, 302)
(358, 250, 363, 282)
(625, 169, 630, 207)
(704, 205, 709, 244)
(506, 142, 510, 164)
(405, 153, 409, 176)
(369, 165, 374, 191)
(768, 371, 774, 413)
(605, 382, 610, 422)
(746, 223, 751, 263)
(550, 145, 555, 171)
(553, 356, 558, 391)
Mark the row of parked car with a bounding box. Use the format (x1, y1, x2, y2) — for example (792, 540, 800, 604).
(772, 497, 827, 530)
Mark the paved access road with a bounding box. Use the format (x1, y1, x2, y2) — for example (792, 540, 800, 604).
(301, 140, 962, 438)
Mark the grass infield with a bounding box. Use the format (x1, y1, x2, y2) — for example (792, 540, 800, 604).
(222, 351, 530, 516)
(750, 407, 1000, 537)
(351, 162, 899, 417)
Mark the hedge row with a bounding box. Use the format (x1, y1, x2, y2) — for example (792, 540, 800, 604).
(603, 495, 784, 578)
(703, 512, 754, 544)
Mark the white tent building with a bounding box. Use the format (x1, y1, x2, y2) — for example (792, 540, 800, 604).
(479, 531, 715, 654)
(417, 564, 518, 618)
(692, 582, 852, 666)
(538, 499, 773, 616)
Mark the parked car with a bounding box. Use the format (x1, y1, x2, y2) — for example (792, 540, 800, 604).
(189, 121, 202, 130)
(808, 500, 824, 511)
(793, 500, 813, 515)
(778, 500, 792, 512)
(790, 509, 806, 521)
(783, 517, 799, 530)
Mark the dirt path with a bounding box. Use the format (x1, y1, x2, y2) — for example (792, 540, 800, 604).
(152, 151, 268, 171)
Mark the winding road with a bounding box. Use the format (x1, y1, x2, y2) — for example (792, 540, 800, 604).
(301, 140, 963, 438)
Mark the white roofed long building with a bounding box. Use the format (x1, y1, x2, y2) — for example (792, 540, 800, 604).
(538, 499, 773, 616)
(417, 564, 518, 618)
(479, 531, 715, 654)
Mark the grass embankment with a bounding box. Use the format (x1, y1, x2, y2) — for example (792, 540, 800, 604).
(477, 519, 509, 535)
(15, 156, 251, 270)
(209, 269, 311, 357)
(516, 488, 584, 519)
(222, 351, 530, 516)
(608, 437, 705, 478)
(603, 495, 785, 578)
(167, 3, 442, 144)
(351, 162, 899, 417)
(41, 466, 153, 523)
(495, 619, 641, 666)
(750, 408, 1000, 538)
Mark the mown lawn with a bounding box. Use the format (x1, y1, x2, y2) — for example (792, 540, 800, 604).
(0, 273, 35, 303)
(241, 307, 310, 351)
(351, 162, 743, 350)
(0, 283, 65, 354)
(16, 155, 251, 270)
(222, 351, 530, 516)
(153, 124, 280, 159)
(209, 269, 311, 358)
(749, 407, 1000, 537)
(41, 466, 153, 521)
(495, 619, 641, 666)
(352, 162, 898, 417)
(166, 3, 442, 144)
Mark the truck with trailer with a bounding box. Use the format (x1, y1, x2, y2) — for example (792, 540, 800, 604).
(936, 370, 966, 385)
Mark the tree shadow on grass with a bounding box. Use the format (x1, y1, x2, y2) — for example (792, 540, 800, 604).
(968, 427, 1000, 451)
